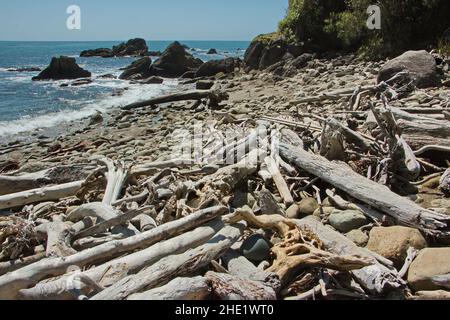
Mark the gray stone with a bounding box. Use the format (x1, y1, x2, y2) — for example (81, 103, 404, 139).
(345, 230, 369, 247)
(240, 234, 272, 263)
(328, 210, 368, 233)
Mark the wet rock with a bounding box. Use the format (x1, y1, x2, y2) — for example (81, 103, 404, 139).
(32, 56, 91, 81)
(408, 248, 450, 291)
(346, 230, 369, 247)
(89, 111, 104, 126)
(119, 57, 152, 80)
(180, 71, 196, 79)
(367, 226, 427, 267)
(80, 48, 114, 58)
(98, 74, 116, 79)
(7, 67, 41, 72)
(70, 78, 93, 86)
(328, 209, 368, 233)
(240, 234, 272, 263)
(150, 41, 203, 78)
(140, 76, 164, 84)
(207, 48, 217, 54)
(378, 50, 440, 88)
(81, 38, 149, 57)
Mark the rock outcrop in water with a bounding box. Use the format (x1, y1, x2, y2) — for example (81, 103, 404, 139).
(80, 38, 149, 58)
(150, 41, 203, 78)
(32, 56, 91, 81)
(119, 41, 203, 79)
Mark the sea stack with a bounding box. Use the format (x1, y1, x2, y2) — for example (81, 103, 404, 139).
(32, 56, 91, 81)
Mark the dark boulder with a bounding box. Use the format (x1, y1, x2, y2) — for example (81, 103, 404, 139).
(195, 58, 237, 77)
(150, 41, 203, 78)
(80, 48, 113, 58)
(196, 80, 214, 90)
(148, 51, 162, 56)
(378, 50, 440, 88)
(7, 67, 41, 72)
(32, 56, 91, 81)
(259, 39, 287, 69)
(291, 53, 314, 69)
(140, 76, 164, 84)
(80, 38, 149, 58)
(244, 41, 265, 70)
(180, 70, 197, 79)
(112, 38, 149, 57)
(207, 48, 218, 54)
(119, 57, 152, 80)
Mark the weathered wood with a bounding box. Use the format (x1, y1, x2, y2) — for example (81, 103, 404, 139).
(0, 181, 84, 210)
(296, 216, 404, 294)
(19, 218, 227, 300)
(73, 207, 151, 241)
(0, 165, 95, 196)
(265, 157, 294, 206)
(128, 277, 211, 300)
(326, 118, 374, 152)
(206, 271, 277, 300)
(35, 216, 76, 257)
(122, 89, 229, 111)
(279, 144, 450, 238)
(0, 252, 46, 275)
(91, 223, 245, 300)
(0, 205, 227, 299)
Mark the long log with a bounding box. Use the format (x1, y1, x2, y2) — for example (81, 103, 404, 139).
(122, 89, 229, 111)
(128, 277, 211, 300)
(19, 218, 227, 300)
(91, 223, 245, 300)
(0, 181, 84, 210)
(279, 144, 450, 238)
(0, 165, 95, 196)
(0, 205, 227, 299)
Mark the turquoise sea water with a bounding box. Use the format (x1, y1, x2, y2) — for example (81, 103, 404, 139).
(0, 40, 249, 139)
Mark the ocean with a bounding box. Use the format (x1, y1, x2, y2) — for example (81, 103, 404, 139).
(0, 40, 249, 142)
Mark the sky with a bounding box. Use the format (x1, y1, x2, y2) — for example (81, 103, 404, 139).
(0, 0, 289, 41)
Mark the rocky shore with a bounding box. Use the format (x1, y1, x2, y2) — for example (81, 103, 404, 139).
(0, 41, 449, 300)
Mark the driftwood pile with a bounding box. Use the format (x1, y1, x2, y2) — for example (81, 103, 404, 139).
(0, 72, 449, 300)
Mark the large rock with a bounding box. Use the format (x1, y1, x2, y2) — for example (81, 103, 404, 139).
(259, 39, 287, 70)
(150, 41, 203, 78)
(408, 248, 450, 291)
(80, 48, 114, 58)
(378, 50, 440, 88)
(119, 57, 152, 80)
(32, 56, 91, 81)
(81, 38, 149, 58)
(366, 226, 427, 267)
(112, 38, 149, 57)
(195, 58, 237, 77)
(244, 40, 265, 70)
(328, 209, 368, 233)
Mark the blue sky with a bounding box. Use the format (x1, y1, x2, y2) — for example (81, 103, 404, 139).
(0, 0, 289, 41)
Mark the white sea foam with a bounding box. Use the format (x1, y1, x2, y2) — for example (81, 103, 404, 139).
(0, 79, 179, 137)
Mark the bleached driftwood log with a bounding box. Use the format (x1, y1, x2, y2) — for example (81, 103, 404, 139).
(0, 165, 95, 196)
(0, 205, 226, 299)
(91, 223, 245, 300)
(19, 218, 227, 300)
(296, 216, 404, 294)
(122, 89, 229, 111)
(265, 157, 294, 206)
(128, 277, 211, 300)
(279, 144, 450, 238)
(0, 181, 84, 210)
(0, 252, 46, 275)
(397, 119, 450, 149)
(206, 271, 277, 300)
(326, 118, 374, 152)
(410, 290, 450, 300)
(35, 216, 77, 257)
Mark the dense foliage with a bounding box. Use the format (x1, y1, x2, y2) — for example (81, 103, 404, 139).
(278, 0, 450, 58)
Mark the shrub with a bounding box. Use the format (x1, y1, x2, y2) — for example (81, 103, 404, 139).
(279, 0, 450, 58)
